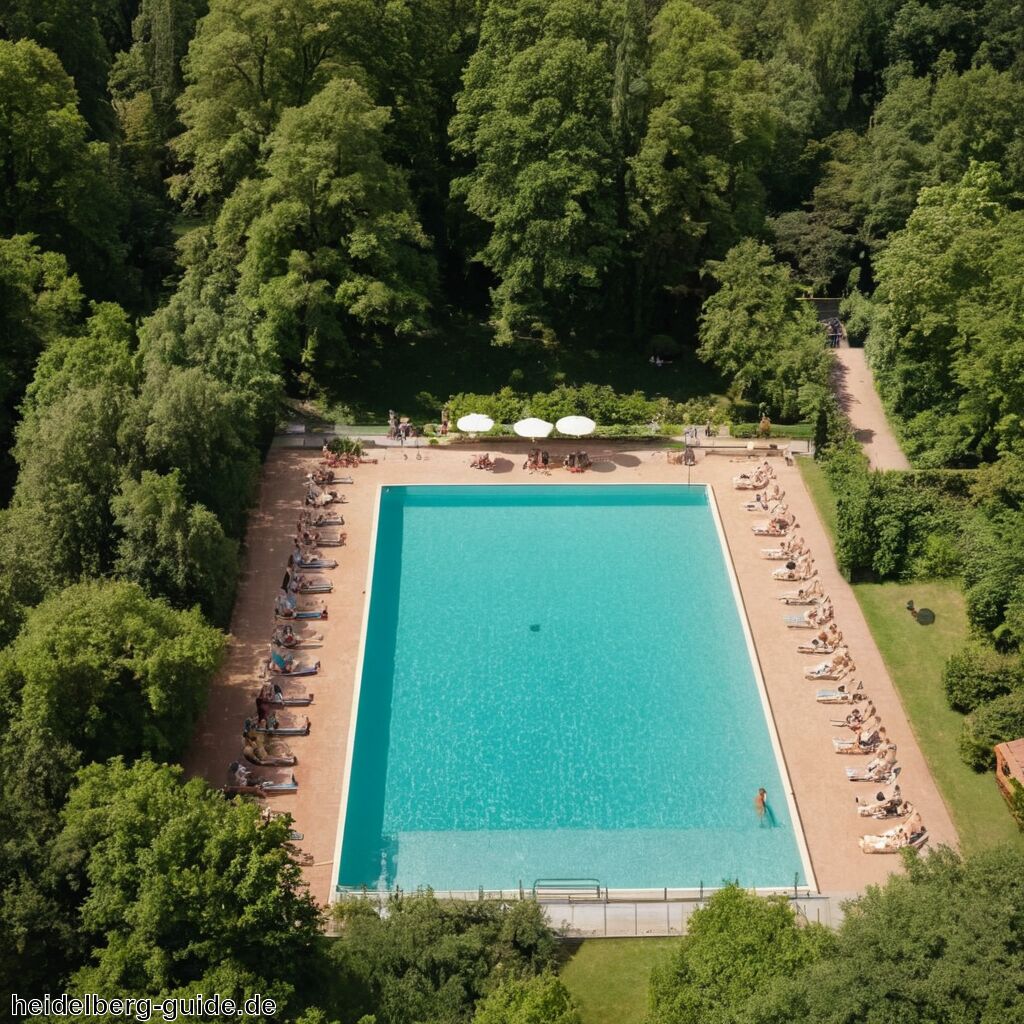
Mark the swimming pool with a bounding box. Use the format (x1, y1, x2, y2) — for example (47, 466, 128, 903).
(336, 484, 811, 892)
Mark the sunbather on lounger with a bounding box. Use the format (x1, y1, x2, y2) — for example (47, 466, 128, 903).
(800, 600, 833, 626)
(257, 680, 313, 707)
(856, 786, 907, 818)
(733, 462, 773, 489)
(753, 510, 795, 536)
(273, 625, 322, 649)
(834, 724, 884, 754)
(295, 551, 338, 570)
(274, 593, 328, 620)
(859, 811, 927, 853)
(255, 712, 311, 736)
(761, 536, 806, 560)
(846, 746, 898, 782)
(805, 654, 854, 680)
(786, 600, 832, 627)
(832, 702, 875, 729)
(779, 580, 824, 604)
(243, 739, 296, 767)
(289, 573, 333, 594)
(269, 650, 320, 676)
(798, 625, 842, 653)
(300, 509, 344, 529)
(817, 681, 868, 703)
(773, 556, 814, 581)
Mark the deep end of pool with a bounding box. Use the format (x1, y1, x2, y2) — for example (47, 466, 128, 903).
(336, 484, 809, 893)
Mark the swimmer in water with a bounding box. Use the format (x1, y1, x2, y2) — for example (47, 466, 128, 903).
(755, 787, 777, 827)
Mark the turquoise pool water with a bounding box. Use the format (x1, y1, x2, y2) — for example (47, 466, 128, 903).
(338, 485, 807, 891)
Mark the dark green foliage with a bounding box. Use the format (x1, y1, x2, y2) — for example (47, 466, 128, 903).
(446, 385, 719, 428)
(819, 443, 967, 581)
(4, 382, 132, 601)
(139, 366, 261, 537)
(744, 845, 1024, 1024)
(55, 759, 320, 1006)
(961, 690, 1024, 770)
(0, 722, 83, 997)
(0, 39, 127, 295)
(450, 0, 620, 343)
(473, 974, 581, 1024)
(646, 884, 833, 1024)
(943, 644, 1024, 713)
(112, 470, 239, 626)
(1008, 779, 1024, 831)
(2, 578, 225, 765)
(325, 894, 558, 1024)
(697, 240, 832, 421)
(0, 235, 83, 495)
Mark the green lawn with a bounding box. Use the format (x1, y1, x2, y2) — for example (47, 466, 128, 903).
(853, 583, 1023, 853)
(798, 460, 1023, 853)
(797, 457, 839, 542)
(560, 938, 676, 1024)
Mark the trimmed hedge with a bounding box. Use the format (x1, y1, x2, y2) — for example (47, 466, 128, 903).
(730, 422, 814, 440)
(960, 689, 1024, 770)
(447, 385, 723, 430)
(943, 643, 1024, 713)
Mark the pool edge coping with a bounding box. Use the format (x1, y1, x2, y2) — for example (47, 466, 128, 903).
(705, 482, 820, 893)
(330, 481, 819, 899)
(330, 482, 385, 896)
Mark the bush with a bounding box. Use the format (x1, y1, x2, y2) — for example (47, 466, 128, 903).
(447, 386, 724, 431)
(943, 644, 1024, 713)
(826, 461, 967, 580)
(839, 289, 873, 344)
(729, 422, 815, 439)
(326, 894, 557, 1023)
(960, 689, 1024, 770)
(5, 579, 225, 765)
(327, 436, 363, 457)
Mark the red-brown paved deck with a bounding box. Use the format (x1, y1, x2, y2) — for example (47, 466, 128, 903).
(184, 443, 957, 904)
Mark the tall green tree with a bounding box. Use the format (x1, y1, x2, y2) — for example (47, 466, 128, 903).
(450, 0, 620, 343)
(646, 884, 833, 1024)
(112, 469, 239, 626)
(4, 382, 130, 601)
(697, 238, 829, 419)
(0, 236, 83, 495)
(137, 364, 261, 535)
(171, 0, 365, 206)
(630, 1, 778, 331)
(748, 846, 1024, 1024)
(868, 162, 1016, 465)
(0, 39, 127, 294)
(53, 759, 319, 1007)
(473, 974, 581, 1024)
(229, 77, 434, 376)
(0, 0, 117, 135)
(2, 578, 225, 765)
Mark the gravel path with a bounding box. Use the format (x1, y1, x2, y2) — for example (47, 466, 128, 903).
(832, 348, 911, 470)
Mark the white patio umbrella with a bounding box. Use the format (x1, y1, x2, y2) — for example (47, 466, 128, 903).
(456, 413, 494, 433)
(555, 415, 596, 437)
(513, 417, 554, 441)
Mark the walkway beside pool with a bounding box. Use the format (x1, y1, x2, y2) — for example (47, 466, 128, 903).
(184, 442, 957, 905)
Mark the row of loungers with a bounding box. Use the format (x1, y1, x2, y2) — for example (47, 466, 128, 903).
(736, 462, 929, 855)
(224, 461, 353, 805)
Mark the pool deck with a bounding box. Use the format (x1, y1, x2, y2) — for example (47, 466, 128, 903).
(184, 442, 958, 905)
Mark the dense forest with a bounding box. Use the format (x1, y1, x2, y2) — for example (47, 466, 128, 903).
(3, 0, 1024, 1020)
